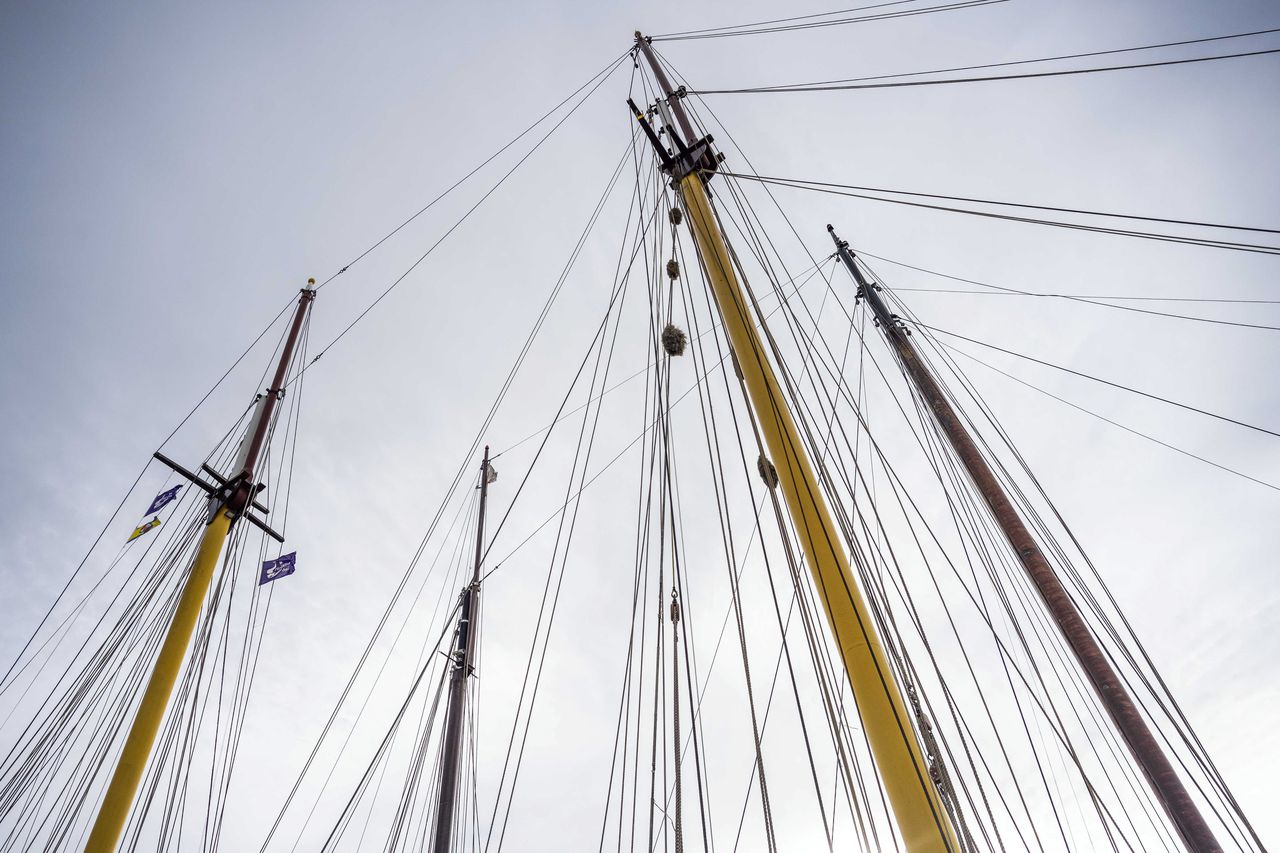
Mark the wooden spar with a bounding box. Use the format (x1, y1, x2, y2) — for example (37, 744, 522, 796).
(633, 33, 961, 852)
(430, 446, 492, 853)
(829, 226, 1221, 853)
(84, 282, 315, 853)
(634, 33, 698, 146)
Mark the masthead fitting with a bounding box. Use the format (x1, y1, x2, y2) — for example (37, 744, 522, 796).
(828, 224, 849, 251)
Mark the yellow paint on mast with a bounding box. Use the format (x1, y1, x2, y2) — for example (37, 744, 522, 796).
(83, 508, 234, 853)
(676, 171, 959, 852)
(85, 283, 314, 852)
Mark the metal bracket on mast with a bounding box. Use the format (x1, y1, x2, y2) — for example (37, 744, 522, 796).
(627, 99, 720, 183)
(152, 451, 285, 543)
(149, 281, 316, 546)
(827, 225, 911, 335)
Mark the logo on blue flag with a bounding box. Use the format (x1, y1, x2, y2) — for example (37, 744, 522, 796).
(145, 485, 182, 516)
(259, 552, 297, 586)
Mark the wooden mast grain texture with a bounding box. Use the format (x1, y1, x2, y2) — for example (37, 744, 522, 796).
(830, 225, 1220, 853)
(430, 446, 491, 853)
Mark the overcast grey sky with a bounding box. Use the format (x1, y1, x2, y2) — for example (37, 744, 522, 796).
(1, 0, 1278, 850)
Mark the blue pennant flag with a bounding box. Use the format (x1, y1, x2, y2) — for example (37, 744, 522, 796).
(259, 552, 297, 586)
(145, 485, 182, 516)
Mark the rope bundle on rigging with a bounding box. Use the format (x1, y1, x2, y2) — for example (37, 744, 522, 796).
(662, 323, 688, 356)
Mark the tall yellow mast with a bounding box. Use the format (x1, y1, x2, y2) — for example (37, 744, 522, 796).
(633, 34, 959, 852)
(84, 283, 315, 853)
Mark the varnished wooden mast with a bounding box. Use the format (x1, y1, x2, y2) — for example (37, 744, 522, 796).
(830, 225, 1220, 852)
(430, 446, 492, 853)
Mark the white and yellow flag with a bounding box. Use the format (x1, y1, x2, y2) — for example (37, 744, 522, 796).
(127, 516, 161, 542)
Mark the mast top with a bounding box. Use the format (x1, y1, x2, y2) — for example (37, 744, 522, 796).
(630, 38, 722, 184)
(827, 223, 854, 251)
(632, 32, 700, 150)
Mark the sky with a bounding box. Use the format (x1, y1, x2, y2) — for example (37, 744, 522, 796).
(1, 0, 1278, 850)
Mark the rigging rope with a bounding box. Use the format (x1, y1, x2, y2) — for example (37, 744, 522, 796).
(858, 248, 1280, 332)
(912, 320, 1280, 439)
(651, 0, 933, 39)
(313, 50, 630, 291)
(699, 26, 1280, 91)
(930, 337, 1280, 492)
(291, 57, 629, 383)
(720, 174, 1280, 236)
(639, 47, 1264, 848)
(652, 0, 1008, 42)
(694, 46, 1280, 93)
(712, 172, 1280, 255)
